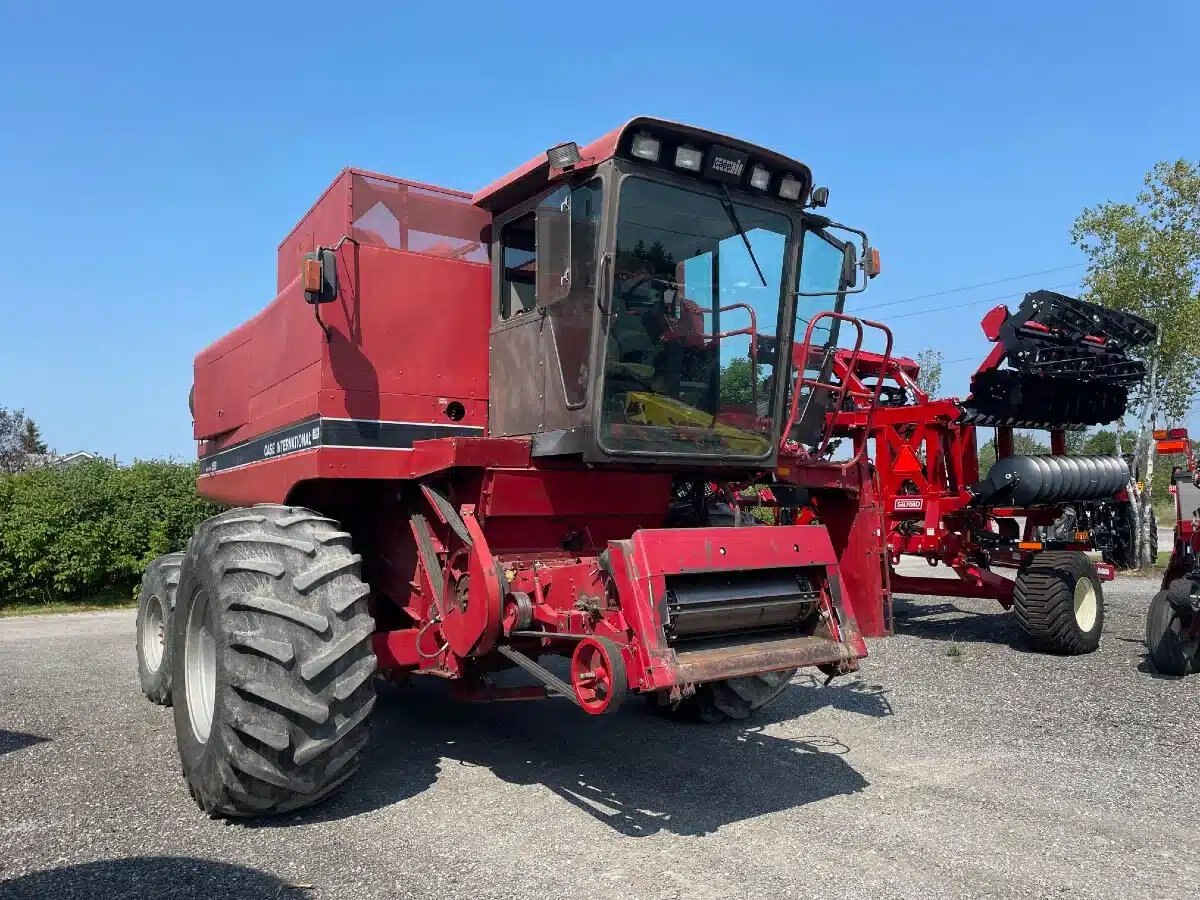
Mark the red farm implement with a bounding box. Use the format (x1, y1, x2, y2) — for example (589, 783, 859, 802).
(134, 118, 889, 817)
(828, 291, 1156, 653)
(1146, 429, 1200, 675)
(729, 291, 1156, 654)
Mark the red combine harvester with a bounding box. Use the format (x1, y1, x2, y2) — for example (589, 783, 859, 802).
(795, 291, 1156, 654)
(134, 118, 892, 817)
(1147, 428, 1199, 674)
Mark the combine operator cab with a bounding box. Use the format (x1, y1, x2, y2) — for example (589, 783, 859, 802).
(137, 118, 894, 819)
(482, 122, 879, 469)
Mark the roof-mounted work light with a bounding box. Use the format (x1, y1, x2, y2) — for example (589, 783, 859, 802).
(546, 141, 582, 169)
(630, 132, 661, 162)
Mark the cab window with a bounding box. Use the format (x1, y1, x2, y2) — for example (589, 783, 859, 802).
(499, 186, 570, 321)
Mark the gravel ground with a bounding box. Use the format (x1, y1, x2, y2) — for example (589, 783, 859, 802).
(1, 569, 1197, 900)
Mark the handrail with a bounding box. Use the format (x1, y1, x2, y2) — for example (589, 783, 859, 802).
(781, 311, 894, 472)
(712, 302, 760, 417)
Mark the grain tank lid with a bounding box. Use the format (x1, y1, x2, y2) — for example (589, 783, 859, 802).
(277, 168, 477, 251)
(471, 116, 815, 212)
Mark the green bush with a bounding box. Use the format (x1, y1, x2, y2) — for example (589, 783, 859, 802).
(0, 460, 218, 608)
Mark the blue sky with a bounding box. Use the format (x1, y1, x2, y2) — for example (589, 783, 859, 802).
(2, 2, 1197, 460)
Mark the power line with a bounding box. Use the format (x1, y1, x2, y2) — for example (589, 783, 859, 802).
(881, 280, 1080, 322)
(851, 263, 1085, 313)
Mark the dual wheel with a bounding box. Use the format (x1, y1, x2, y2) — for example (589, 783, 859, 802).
(135, 505, 377, 817)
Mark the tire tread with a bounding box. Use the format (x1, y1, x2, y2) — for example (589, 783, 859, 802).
(172, 505, 376, 818)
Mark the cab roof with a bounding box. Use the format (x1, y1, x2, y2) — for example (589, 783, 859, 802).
(471, 116, 814, 213)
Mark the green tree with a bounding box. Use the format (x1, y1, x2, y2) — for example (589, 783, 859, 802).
(978, 430, 1050, 475)
(1080, 429, 1117, 456)
(1072, 159, 1200, 565)
(19, 419, 48, 455)
(914, 348, 944, 397)
(719, 357, 755, 407)
(1, 407, 37, 473)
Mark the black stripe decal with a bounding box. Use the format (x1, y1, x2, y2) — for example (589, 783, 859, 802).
(199, 417, 483, 475)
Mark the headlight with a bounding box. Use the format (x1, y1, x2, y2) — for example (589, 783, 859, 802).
(674, 146, 703, 171)
(750, 165, 771, 191)
(631, 133, 661, 162)
(779, 175, 802, 201)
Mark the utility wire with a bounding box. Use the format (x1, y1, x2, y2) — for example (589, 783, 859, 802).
(881, 281, 1080, 322)
(851, 263, 1085, 313)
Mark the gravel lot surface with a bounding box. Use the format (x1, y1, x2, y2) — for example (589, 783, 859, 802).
(2, 568, 1197, 899)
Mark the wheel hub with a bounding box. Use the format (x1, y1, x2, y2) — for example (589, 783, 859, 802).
(570, 638, 627, 715)
(184, 587, 217, 743)
(141, 594, 166, 673)
(1073, 578, 1098, 632)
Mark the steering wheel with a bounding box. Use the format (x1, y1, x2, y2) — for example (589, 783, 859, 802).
(619, 273, 680, 307)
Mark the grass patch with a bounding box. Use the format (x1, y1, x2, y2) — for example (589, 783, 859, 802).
(0, 585, 136, 618)
(945, 640, 964, 659)
(1118, 551, 1172, 579)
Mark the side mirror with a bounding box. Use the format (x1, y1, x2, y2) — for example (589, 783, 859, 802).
(841, 242, 859, 289)
(864, 246, 881, 279)
(302, 249, 338, 304)
(809, 186, 830, 208)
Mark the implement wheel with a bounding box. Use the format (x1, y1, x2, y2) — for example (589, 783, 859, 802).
(1145, 588, 1200, 676)
(1013, 551, 1104, 655)
(570, 637, 627, 715)
(136, 552, 184, 705)
(171, 505, 376, 817)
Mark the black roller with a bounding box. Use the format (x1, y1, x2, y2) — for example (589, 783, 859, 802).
(971, 454, 1130, 506)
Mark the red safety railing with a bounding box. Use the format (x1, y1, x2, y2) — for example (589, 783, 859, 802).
(781, 311, 894, 469)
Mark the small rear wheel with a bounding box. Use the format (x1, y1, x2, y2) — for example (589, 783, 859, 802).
(1013, 551, 1104, 654)
(171, 505, 377, 817)
(136, 552, 184, 705)
(570, 637, 627, 715)
(1145, 588, 1200, 676)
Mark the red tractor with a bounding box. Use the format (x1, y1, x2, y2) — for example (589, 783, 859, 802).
(134, 118, 890, 817)
(1147, 428, 1200, 675)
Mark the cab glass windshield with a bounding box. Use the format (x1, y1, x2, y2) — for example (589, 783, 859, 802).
(599, 177, 792, 458)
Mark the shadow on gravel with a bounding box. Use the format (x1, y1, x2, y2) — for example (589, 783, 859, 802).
(782, 674, 894, 720)
(1135, 657, 1193, 680)
(269, 677, 871, 836)
(891, 595, 1029, 650)
(0, 856, 309, 900)
(0, 729, 48, 758)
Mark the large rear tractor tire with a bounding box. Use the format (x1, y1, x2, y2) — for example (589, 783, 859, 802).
(171, 505, 377, 818)
(136, 552, 184, 705)
(1013, 551, 1104, 655)
(1145, 586, 1200, 676)
(650, 669, 796, 723)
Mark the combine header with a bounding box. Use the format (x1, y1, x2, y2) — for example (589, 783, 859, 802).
(134, 117, 890, 817)
(811, 291, 1157, 653)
